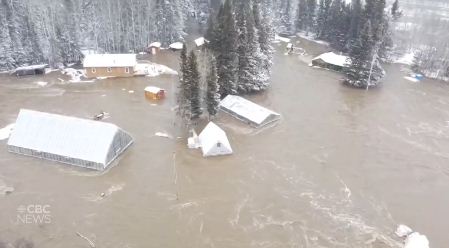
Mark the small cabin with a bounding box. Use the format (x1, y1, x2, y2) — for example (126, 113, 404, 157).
(311, 52, 350, 72)
(144, 86, 165, 100)
(13, 64, 48, 76)
(83, 54, 137, 79)
(198, 122, 233, 157)
(194, 37, 208, 48)
(148, 42, 161, 55)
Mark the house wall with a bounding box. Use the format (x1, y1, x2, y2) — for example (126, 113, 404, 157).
(85, 67, 135, 78)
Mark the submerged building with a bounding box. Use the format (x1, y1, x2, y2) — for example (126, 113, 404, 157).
(7, 109, 133, 171)
(198, 122, 233, 157)
(311, 52, 350, 71)
(83, 54, 137, 78)
(220, 95, 281, 128)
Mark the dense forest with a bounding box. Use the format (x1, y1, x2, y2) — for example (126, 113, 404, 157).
(0, 0, 448, 82)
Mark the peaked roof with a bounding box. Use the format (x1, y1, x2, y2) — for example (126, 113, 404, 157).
(312, 52, 349, 67)
(220, 95, 281, 127)
(194, 37, 208, 46)
(7, 109, 132, 167)
(199, 122, 232, 156)
(83, 54, 137, 68)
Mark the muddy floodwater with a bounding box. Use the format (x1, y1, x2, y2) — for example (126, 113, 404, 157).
(1, 39, 449, 248)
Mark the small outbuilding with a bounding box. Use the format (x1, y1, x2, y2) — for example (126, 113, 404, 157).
(220, 95, 281, 128)
(144, 86, 165, 100)
(7, 109, 133, 171)
(169, 42, 184, 50)
(194, 37, 208, 47)
(311, 52, 350, 71)
(83, 54, 137, 78)
(198, 122, 233, 157)
(13, 64, 48, 76)
(148, 42, 162, 55)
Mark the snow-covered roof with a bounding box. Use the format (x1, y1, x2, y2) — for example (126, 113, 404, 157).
(275, 34, 291, 43)
(194, 37, 208, 47)
(83, 54, 137, 68)
(144, 86, 164, 94)
(198, 122, 232, 157)
(149, 42, 162, 48)
(15, 64, 48, 71)
(169, 42, 184, 50)
(7, 109, 133, 170)
(220, 95, 281, 128)
(404, 233, 429, 248)
(312, 52, 349, 67)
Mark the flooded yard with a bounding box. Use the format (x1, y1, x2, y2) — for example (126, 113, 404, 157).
(1, 40, 449, 247)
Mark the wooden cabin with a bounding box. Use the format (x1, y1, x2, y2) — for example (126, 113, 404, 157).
(83, 54, 137, 79)
(144, 86, 165, 100)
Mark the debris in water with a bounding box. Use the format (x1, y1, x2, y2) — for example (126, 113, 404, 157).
(0, 179, 14, 195)
(155, 132, 173, 139)
(396, 224, 413, 238)
(128, 90, 134, 94)
(0, 123, 15, 140)
(76, 232, 96, 248)
(35, 81, 48, 87)
(93, 111, 110, 121)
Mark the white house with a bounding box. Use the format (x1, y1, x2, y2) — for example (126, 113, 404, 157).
(220, 95, 281, 128)
(198, 122, 233, 157)
(7, 109, 133, 171)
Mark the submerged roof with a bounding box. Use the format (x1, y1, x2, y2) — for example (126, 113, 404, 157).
(7, 109, 133, 169)
(83, 54, 137, 68)
(199, 122, 232, 157)
(194, 37, 208, 47)
(220, 95, 281, 128)
(312, 52, 349, 67)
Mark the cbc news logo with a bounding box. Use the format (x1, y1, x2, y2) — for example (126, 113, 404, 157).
(17, 204, 52, 224)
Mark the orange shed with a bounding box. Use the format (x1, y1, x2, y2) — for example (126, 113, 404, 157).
(144, 86, 165, 100)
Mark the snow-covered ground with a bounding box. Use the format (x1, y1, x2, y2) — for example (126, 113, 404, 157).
(394, 51, 415, 65)
(61, 68, 93, 83)
(135, 63, 178, 77)
(296, 32, 330, 46)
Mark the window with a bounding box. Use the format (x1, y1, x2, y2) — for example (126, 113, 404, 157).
(125, 67, 130, 73)
(217, 142, 222, 148)
(107, 67, 112, 73)
(91, 68, 96, 73)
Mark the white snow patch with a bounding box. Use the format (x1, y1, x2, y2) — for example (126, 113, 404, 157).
(83, 54, 137, 68)
(145, 86, 164, 94)
(274, 34, 291, 43)
(135, 63, 177, 77)
(61, 68, 89, 83)
(395, 52, 415, 65)
(35, 81, 48, 87)
(0, 123, 15, 140)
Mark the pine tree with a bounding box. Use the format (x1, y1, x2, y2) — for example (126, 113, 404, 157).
(306, 0, 317, 33)
(177, 43, 191, 123)
(316, 0, 332, 38)
(205, 55, 220, 119)
(295, 0, 308, 32)
(253, 0, 274, 87)
(188, 51, 202, 121)
(216, 0, 238, 97)
(391, 0, 401, 20)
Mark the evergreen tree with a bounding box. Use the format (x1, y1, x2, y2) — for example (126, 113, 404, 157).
(188, 51, 202, 121)
(344, 19, 384, 88)
(177, 43, 191, 123)
(306, 0, 317, 33)
(253, 0, 274, 87)
(316, 0, 332, 38)
(216, 0, 238, 97)
(391, 0, 401, 20)
(205, 55, 220, 119)
(295, 0, 308, 32)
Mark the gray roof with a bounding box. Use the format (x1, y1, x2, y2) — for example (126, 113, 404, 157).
(7, 109, 133, 171)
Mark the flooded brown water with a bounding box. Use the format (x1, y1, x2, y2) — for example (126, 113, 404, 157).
(1, 39, 449, 248)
